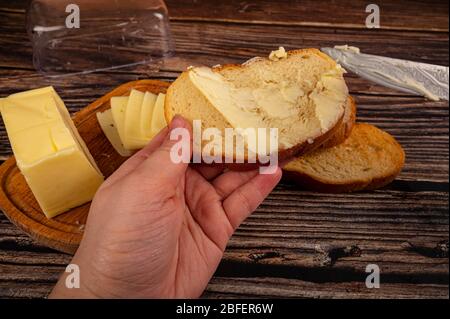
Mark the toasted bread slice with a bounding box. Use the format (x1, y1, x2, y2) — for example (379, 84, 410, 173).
(284, 123, 405, 192)
(165, 48, 350, 163)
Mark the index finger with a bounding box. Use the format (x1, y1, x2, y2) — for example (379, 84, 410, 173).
(101, 126, 169, 188)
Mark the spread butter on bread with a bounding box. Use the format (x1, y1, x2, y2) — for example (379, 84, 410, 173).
(165, 48, 350, 163)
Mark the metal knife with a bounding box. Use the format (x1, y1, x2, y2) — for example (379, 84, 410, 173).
(321, 46, 449, 101)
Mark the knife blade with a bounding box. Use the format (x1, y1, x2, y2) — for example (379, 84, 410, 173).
(321, 46, 449, 101)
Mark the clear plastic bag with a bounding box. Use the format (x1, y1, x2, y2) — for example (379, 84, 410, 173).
(27, 0, 174, 75)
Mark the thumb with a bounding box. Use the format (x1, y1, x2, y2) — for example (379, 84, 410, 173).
(135, 115, 192, 182)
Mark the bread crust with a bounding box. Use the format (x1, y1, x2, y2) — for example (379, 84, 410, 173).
(226, 113, 344, 171)
(319, 95, 357, 149)
(213, 48, 336, 73)
(283, 123, 406, 193)
(165, 48, 348, 169)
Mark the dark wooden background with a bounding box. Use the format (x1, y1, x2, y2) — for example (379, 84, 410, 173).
(0, 0, 448, 298)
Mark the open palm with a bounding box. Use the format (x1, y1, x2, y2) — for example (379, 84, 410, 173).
(51, 116, 281, 299)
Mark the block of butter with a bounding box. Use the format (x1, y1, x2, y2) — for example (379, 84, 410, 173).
(0, 87, 104, 218)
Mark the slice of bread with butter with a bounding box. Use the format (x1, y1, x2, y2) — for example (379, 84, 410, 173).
(165, 48, 350, 163)
(320, 95, 356, 149)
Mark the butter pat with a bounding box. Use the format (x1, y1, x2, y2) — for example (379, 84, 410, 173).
(310, 65, 349, 132)
(188, 66, 305, 130)
(0, 87, 104, 218)
(333, 44, 361, 54)
(189, 67, 266, 130)
(269, 47, 288, 61)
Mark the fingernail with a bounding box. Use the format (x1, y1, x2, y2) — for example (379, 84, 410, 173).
(170, 115, 185, 130)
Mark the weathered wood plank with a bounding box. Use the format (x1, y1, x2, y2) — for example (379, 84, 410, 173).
(0, 185, 448, 281)
(203, 277, 449, 299)
(0, 242, 447, 299)
(0, 264, 61, 283)
(165, 0, 449, 32)
(2, 275, 447, 299)
(0, 282, 54, 299)
(2, 0, 448, 32)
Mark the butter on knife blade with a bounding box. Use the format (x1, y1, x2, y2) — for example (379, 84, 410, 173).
(322, 46, 449, 101)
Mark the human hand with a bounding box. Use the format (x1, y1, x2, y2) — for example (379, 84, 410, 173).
(50, 116, 282, 299)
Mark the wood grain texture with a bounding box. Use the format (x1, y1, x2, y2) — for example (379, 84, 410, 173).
(166, 0, 450, 32)
(0, 80, 169, 254)
(0, 193, 448, 298)
(0, 0, 448, 299)
(204, 277, 449, 299)
(1, 7, 449, 72)
(2, 0, 448, 32)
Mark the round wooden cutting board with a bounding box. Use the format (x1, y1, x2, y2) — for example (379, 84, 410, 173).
(0, 80, 170, 254)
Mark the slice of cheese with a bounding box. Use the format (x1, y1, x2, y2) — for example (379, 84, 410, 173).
(99, 91, 165, 155)
(151, 93, 167, 137)
(124, 89, 147, 150)
(0, 87, 104, 218)
(97, 109, 132, 157)
(141, 92, 158, 139)
(110, 96, 129, 150)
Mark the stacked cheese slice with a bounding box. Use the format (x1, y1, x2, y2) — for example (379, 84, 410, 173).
(0, 87, 104, 218)
(97, 90, 167, 156)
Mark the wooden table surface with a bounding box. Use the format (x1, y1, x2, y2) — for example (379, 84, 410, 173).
(0, 0, 448, 299)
